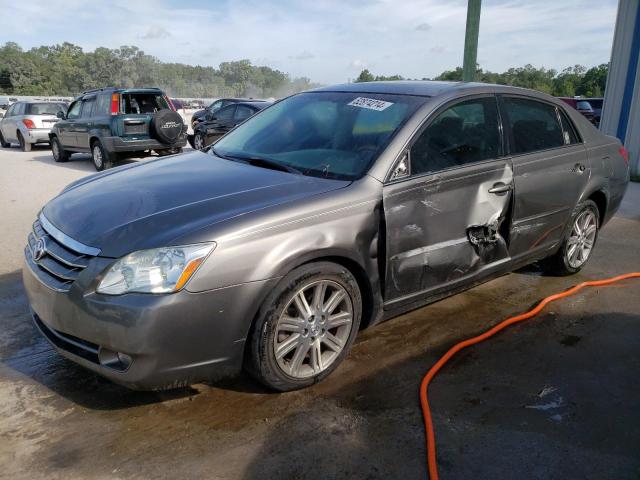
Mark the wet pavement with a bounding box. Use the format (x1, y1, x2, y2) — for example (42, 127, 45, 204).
(1, 147, 639, 479)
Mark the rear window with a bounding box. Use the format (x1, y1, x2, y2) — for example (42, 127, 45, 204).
(122, 93, 170, 114)
(27, 103, 66, 115)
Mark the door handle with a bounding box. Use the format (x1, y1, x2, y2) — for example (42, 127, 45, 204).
(572, 163, 587, 174)
(488, 182, 513, 195)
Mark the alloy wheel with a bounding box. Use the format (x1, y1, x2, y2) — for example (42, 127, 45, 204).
(273, 280, 353, 379)
(194, 133, 204, 150)
(52, 141, 59, 160)
(566, 209, 597, 268)
(92, 145, 103, 169)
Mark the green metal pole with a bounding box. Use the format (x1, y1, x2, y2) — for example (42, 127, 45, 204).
(462, 0, 482, 82)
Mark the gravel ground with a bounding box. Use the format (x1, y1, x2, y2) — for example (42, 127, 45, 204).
(1, 144, 639, 479)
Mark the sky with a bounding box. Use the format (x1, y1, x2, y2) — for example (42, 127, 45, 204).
(0, 0, 619, 84)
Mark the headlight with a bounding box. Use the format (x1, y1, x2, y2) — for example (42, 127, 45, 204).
(96, 243, 215, 295)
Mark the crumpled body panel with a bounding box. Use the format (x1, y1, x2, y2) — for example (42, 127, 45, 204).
(383, 160, 513, 303)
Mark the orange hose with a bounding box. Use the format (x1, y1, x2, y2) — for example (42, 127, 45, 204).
(419, 272, 640, 480)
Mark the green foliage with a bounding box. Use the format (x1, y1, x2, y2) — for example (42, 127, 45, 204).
(0, 42, 320, 98)
(356, 63, 608, 97)
(355, 69, 405, 83)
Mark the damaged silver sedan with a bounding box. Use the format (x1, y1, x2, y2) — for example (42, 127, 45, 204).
(24, 81, 629, 391)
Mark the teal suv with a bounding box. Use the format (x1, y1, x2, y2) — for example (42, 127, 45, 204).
(50, 87, 187, 170)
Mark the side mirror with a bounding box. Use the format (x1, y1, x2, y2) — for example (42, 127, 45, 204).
(56, 111, 66, 119)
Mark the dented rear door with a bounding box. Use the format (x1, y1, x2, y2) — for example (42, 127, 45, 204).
(382, 94, 513, 304)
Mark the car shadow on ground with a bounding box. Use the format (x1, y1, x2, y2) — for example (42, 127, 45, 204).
(28, 153, 144, 173)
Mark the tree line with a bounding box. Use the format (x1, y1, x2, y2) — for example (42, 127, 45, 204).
(0, 42, 320, 99)
(356, 63, 609, 97)
(0, 41, 608, 99)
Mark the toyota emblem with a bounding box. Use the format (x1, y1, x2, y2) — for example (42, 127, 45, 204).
(33, 238, 47, 262)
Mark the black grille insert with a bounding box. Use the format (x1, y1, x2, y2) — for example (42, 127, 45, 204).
(25, 219, 94, 292)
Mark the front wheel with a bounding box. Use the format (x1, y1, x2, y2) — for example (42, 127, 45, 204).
(193, 132, 206, 150)
(540, 200, 599, 275)
(247, 262, 362, 391)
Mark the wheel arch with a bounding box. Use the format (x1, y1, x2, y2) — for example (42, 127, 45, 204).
(586, 189, 607, 226)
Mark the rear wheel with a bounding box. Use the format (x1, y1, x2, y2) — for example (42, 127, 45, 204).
(17, 131, 31, 152)
(540, 200, 599, 275)
(247, 262, 362, 391)
(0, 130, 9, 148)
(91, 141, 113, 171)
(51, 137, 69, 162)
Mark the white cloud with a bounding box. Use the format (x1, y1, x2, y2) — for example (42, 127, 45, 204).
(349, 59, 368, 70)
(0, 0, 619, 84)
(139, 26, 172, 40)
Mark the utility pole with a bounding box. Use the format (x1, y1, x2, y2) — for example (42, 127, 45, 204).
(462, 0, 482, 82)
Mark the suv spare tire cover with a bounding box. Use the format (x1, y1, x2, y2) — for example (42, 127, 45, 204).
(151, 110, 183, 144)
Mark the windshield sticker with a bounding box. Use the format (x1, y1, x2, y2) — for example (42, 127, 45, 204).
(348, 97, 394, 111)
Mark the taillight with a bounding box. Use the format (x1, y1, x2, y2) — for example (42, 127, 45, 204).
(22, 119, 35, 129)
(619, 146, 629, 165)
(111, 93, 120, 115)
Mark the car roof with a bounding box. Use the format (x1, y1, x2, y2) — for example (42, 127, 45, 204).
(235, 101, 272, 109)
(313, 80, 561, 101)
(221, 98, 269, 102)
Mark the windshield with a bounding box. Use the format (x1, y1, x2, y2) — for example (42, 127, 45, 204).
(27, 103, 67, 115)
(211, 91, 427, 180)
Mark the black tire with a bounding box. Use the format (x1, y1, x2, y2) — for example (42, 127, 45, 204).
(150, 110, 183, 145)
(51, 137, 69, 162)
(91, 140, 113, 171)
(17, 131, 31, 152)
(247, 261, 362, 391)
(540, 199, 600, 276)
(155, 147, 183, 157)
(0, 130, 9, 148)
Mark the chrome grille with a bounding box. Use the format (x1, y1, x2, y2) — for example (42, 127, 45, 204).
(25, 216, 97, 292)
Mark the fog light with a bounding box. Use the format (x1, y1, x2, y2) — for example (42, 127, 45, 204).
(98, 347, 132, 371)
(117, 352, 132, 369)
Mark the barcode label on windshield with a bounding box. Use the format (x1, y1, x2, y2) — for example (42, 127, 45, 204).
(348, 97, 394, 111)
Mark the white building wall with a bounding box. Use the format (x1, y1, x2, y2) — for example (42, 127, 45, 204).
(601, 0, 640, 179)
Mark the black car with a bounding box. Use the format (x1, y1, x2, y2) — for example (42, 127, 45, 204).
(50, 87, 187, 171)
(189, 101, 271, 150)
(584, 98, 604, 126)
(191, 97, 269, 127)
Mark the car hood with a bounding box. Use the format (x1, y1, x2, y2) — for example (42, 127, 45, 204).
(43, 151, 350, 257)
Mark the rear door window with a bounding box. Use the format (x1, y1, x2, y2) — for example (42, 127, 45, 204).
(234, 105, 254, 123)
(411, 96, 501, 175)
(80, 97, 96, 118)
(503, 97, 565, 154)
(216, 105, 236, 123)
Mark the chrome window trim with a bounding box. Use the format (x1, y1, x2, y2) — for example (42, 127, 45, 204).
(38, 213, 101, 256)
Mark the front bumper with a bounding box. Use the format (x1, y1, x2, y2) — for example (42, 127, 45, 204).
(101, 134, 187, 153)
(22, 257, 277, 390)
